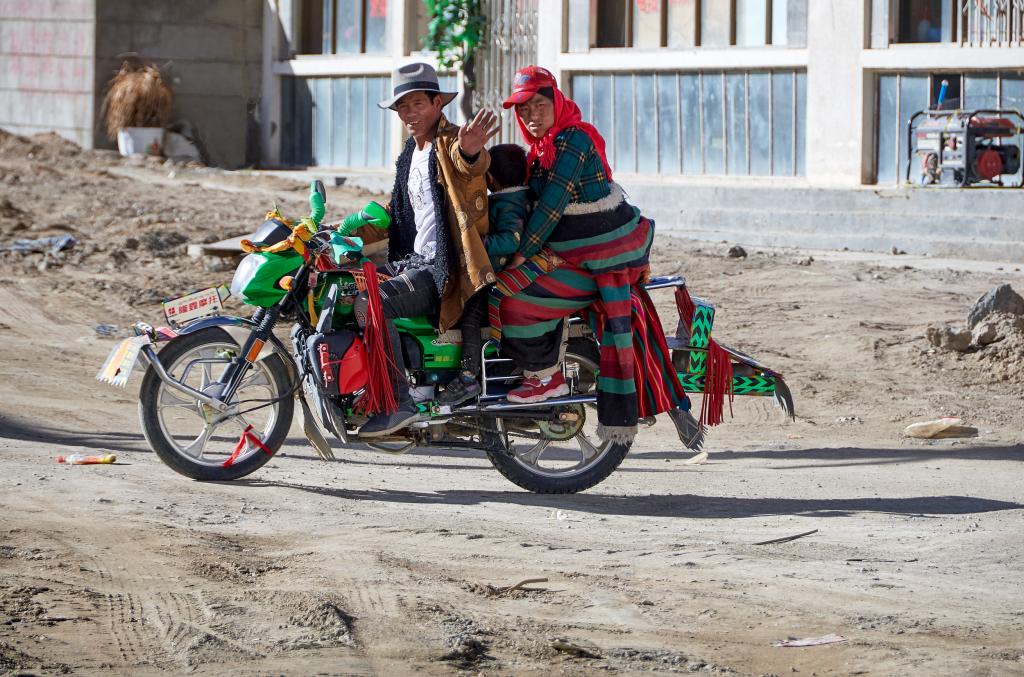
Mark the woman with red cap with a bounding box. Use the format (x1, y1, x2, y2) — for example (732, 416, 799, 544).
(491, 65, 656, 445)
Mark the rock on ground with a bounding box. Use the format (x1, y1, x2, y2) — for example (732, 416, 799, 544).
(926, 325, 972, 352)
(972, 321, 999, 346)
(967, 283, 1024, 328)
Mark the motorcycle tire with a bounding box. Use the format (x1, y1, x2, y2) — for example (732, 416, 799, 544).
(138, 327, 294, 481)
(484, 341, 631, 494)
(485, 441, 631, 494)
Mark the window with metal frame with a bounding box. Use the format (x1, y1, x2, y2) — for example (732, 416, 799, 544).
(570, 69, 807, 177)
(297, 0, 390, 55)
(872, 0, 1024, 47)
(567, 0, 805, 50)
(282, 74, 460, 169)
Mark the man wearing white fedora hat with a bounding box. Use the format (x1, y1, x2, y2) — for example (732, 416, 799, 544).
(345, 62, 499, 436)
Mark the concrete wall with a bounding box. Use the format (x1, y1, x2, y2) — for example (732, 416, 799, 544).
(623, 179, 1024, 262)
(0, 0, 97, 148)
(94, 0, 262, 168)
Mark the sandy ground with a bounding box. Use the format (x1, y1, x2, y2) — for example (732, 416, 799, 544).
(1, 131, 1023, 676)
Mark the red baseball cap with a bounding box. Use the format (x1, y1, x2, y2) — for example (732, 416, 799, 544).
(502, 66, 558, 109)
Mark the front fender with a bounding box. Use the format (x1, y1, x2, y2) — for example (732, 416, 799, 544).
(177, 314, 256, 337)
(174, 315, 285, 367)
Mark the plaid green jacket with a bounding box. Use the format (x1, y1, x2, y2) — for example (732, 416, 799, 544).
(521, 127, 612, 258)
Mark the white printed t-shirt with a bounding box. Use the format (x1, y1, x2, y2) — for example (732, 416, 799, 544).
(407, 142, 438, 259)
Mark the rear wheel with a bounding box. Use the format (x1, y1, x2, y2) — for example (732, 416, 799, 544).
(484, 342, 631, 494)
(138, 327, 294, 481)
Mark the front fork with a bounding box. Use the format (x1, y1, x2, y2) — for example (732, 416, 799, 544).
(183, 263, 308, 410)
(216, 305, 282, 402)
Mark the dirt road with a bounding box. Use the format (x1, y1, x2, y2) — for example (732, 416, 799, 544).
(1, 131, 1023, 675)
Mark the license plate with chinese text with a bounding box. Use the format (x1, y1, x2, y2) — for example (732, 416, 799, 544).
(162, 286, 228, 327)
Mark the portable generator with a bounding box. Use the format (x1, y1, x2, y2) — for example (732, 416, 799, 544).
(907, 108, 1023, 187)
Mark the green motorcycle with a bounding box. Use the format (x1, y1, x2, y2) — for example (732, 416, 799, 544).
(98, 182, 793, 494)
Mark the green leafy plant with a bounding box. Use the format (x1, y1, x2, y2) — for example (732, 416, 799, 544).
(423, 0, 484, 74)
(423, 0, 485, 117)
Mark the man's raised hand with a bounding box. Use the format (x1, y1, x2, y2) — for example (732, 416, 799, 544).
(458, 109, 500, 157)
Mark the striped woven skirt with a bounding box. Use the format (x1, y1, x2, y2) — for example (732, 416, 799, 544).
(490, 203, 655, 442)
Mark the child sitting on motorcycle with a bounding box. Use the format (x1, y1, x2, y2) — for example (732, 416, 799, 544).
(438, 143, 532, 406)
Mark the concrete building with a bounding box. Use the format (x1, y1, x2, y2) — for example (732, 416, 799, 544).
(257, 0, 1024, 259)
(0, 0, 262, 168)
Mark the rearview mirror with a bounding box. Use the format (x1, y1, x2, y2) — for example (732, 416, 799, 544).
(314, 179, 327, 204)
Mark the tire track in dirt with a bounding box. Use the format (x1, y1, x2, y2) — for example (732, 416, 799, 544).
(268, 542, 450, 673)
(35, 527, 153, 668)
(30, 500, 268, 670)
(46, 519, 180, 670)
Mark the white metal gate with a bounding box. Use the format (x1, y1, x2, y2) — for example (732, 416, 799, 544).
(473, 0, 539, 144)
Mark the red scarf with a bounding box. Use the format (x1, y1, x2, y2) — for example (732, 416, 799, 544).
(514, 87, 613, 182)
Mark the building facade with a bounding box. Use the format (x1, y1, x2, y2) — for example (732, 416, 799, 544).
(262, 0, 1024, 188)
(3, 1, 1020, 256)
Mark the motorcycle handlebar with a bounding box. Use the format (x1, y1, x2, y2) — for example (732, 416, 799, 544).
(308, 180, 327, 227)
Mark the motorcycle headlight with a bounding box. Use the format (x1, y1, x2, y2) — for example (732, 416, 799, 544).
(229, 254, 262, 303)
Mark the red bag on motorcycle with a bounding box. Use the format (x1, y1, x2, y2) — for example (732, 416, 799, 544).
(306, 331, 369, 397)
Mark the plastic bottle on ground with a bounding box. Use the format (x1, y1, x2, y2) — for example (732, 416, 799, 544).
(56, 453, 117, 465)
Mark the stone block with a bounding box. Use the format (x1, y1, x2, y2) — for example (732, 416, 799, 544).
(245, 25, 262, 62)
(95, 0, 147, 22)
(0, 0, 95, 21)
(0, 19, 95, 56)
(4, 90, 91, 128)
(245, 0, 262, 27)
(192, 0, 246, 26)
(0, 54, 92, 92)
(167, 61, 244, 97)
(98, 0, 245, 26)
(174, 93, 247, 167)
(94, 21, 135, 58)
(245, 65, 262, 98)
(145, 24, 244, 61)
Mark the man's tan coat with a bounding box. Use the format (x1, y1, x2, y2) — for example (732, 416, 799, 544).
(358, 115, 495, 331)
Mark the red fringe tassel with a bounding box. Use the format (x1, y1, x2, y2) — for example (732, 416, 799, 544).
(222, 424, 273, 468)
(356, 260, 398, 416)
(631, 292, 677, 417)
(675, 287, 734, 427)
(675, 286, 696, 328)
(699, 341, 734, 426)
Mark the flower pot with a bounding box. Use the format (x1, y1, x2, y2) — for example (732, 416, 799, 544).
(116, 127, 164, 157)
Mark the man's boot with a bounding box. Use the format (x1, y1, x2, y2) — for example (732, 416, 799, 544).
(358, 318, 419, 437)
(358, 395, 419, 437)
(437, 371, 482, 406)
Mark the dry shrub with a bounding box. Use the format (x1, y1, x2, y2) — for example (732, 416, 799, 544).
(100, 58, 173, 140)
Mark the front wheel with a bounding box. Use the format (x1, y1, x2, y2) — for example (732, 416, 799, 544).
(138, 327, 294, 481)
(484, 344, 631, 494)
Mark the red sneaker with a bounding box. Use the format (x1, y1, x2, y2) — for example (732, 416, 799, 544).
(507, 372, 570, 404)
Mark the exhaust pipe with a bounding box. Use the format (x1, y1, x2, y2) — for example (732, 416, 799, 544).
(457, 394, 596, 414)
